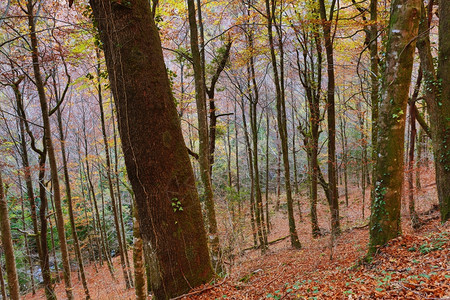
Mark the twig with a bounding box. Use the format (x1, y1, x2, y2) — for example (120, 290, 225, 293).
(170, 278, 226, 300)
(242, 235, 290, 252)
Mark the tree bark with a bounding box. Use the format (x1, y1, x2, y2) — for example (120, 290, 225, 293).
(369, 0, 420, 254)
(89, 0, 214, 298)
(133, 199, 146, 300)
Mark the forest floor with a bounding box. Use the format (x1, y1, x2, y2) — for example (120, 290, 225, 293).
(27, 167, 449, 299)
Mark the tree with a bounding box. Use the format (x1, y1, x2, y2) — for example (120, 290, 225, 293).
(435, 0, 450, 221)
(0, 171, 19, 300)
(416, 0, 450, 222)
(265, 0, 301, 249)
(318, 0, 340, 236)
(187, 0, 222, 272)
(369, 0, 421, 254)
(25, 0, 73, 297)
(89, 0, 214, 298)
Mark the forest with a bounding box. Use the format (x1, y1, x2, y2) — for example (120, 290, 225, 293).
(0, 0, 449, 299)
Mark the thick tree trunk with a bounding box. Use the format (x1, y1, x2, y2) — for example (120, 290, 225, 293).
(0, 172, 20, 300)
(89, 0, 214, 298)
(369, 0, 420, 254)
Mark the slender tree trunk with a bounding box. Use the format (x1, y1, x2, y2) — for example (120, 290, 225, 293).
(89, 0, 214, 297)
(187, 0, 222, 272)
(242, 101, 258, 247)
(111, 104, 133, 282)
(408, 102, 420, 228)
(0, 172, 20, 300)
(248, 29, 267, 250)
(48, 192, 61, 283)
(264, 0, 301, 249)
(97, 59, 132, 288)
(19, 176, 35, 294)
(0, 264, 6, 300)
(57, 108, 91, 299)
(26, 0, 73, 296)
(12, 82, 41, 259)
(318, 0, 340, 236)
(370, 0, 379, 200)
(275, 131, 281, 211)
(77, 158, 98, 270)
(82, 121, 115, 276)
(265, 109, 271, 233)
(339, 115, 349, 207)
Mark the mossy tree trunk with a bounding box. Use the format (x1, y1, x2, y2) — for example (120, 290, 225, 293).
(435, 1, 450, 222)
(89, 0, 214, 298)
(416, 0, 450, 223)
(369, 0, 420, 255)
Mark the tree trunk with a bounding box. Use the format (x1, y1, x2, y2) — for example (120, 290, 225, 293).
(265, 0, 301, 249)
(0, 172, 20, 300)
(97, 58, 132, 288)
(318, 0, 340, 236)
(82, 114, 115, 276)
(369, 0, 420, 255)
(370, 0, 379, 201)
(186, 0, 222, 272)
(26, 0, 73, 296)
(57, 108, 91, 299)
(408, 102, 420, 228)
(416, 0, 450, 222)
(133, 199, 146, 300)
(242, 100, 258, 247)
(435, 2, 450, 222)
(89, 0, 214, 298)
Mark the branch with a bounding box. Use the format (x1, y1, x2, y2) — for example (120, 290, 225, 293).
(187, 147, 199, 160)
(413, 104, 431, 139)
